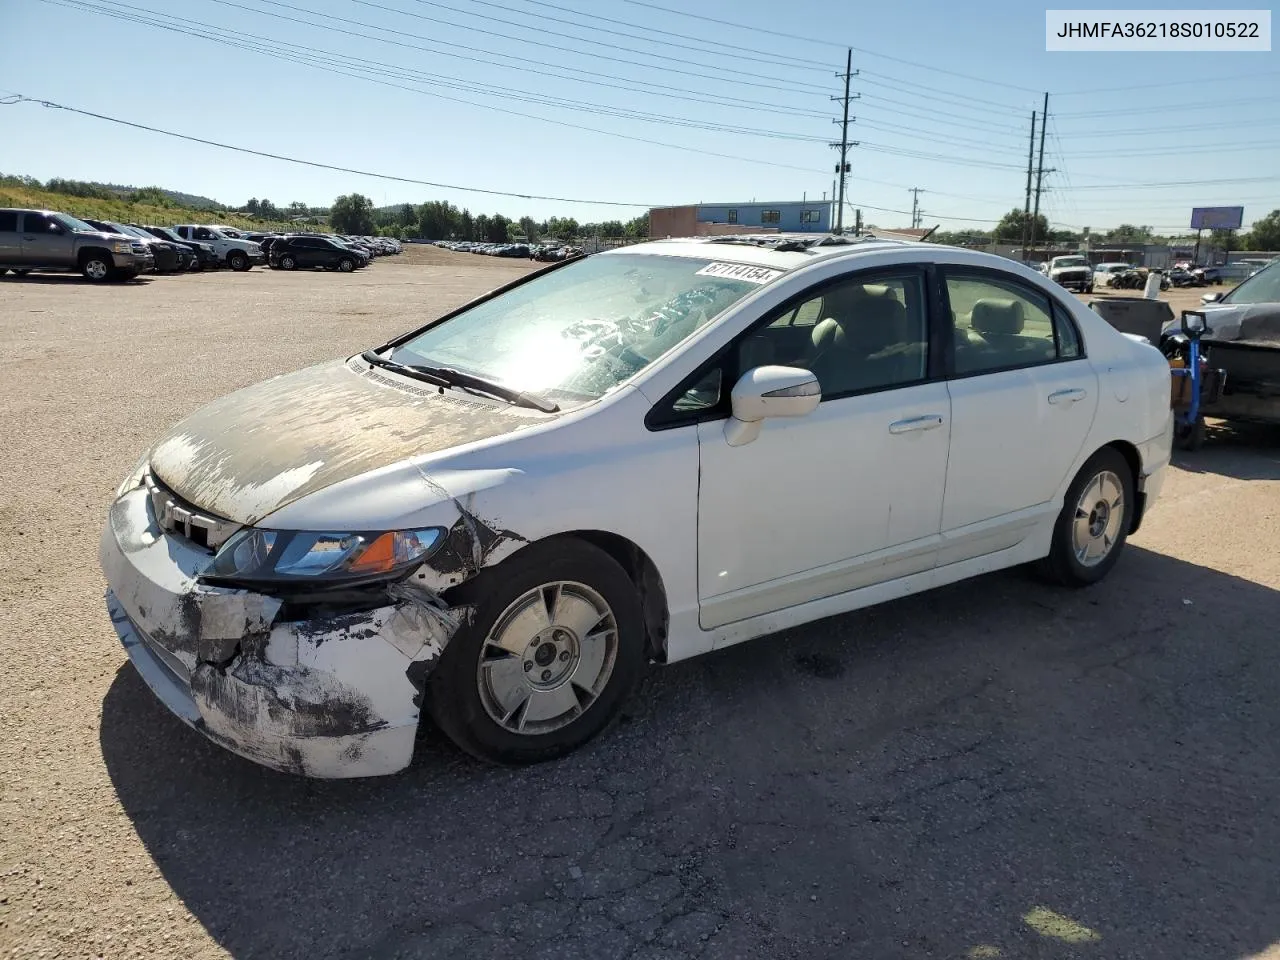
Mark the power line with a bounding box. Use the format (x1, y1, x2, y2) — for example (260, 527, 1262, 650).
(350, 0, 835, 96)
(196, 0, 828, 114)
(1055, 95, 1280, 118)
(620, 0, 1041, 92)
(1055, 69, 1280, 95)
(0, 95, 652, 206)
(36, 1, 838, 174)
(418, 0, 831, 74)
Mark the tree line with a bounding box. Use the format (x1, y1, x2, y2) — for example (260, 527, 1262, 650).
(328, 193, 649, 243)
(930, 207, 1280, 252)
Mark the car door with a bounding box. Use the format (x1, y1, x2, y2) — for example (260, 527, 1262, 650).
(692, 266, 952, 631)
(0, 211, 20, 264)
(939, 267, 1098, 565)
(20, 212, 74, 266)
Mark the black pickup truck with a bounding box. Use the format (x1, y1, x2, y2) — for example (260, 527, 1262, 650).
(1163, 261, 1280, 427)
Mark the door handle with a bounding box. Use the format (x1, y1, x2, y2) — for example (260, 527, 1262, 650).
(889, 414, 945, 434)
(1048, 387, 1087, 405)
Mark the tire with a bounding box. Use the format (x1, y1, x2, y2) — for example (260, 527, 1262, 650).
(1175, 415, 1206, 451)
(81, 255, 112, 283)
(338, 257, 355, 272)
(1037, 447, 1134, 587)
(1085, 284, 1094, 294)
(0, 268, 7, 276)
(279, 255, 297, 271)
(428, 538, 645, 765)
(228, 251, 250, 271)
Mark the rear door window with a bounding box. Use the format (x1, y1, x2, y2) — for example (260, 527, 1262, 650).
(22, 213, 57, 233)
(0, 212, 17, 232)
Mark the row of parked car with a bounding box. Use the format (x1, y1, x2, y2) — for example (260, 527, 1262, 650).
(0, 207, 401, 282)
(261, 233, 401, 272)
(433, 239, 585, 262)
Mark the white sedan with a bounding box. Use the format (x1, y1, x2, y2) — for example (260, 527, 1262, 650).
(100, 235, 1174, 776)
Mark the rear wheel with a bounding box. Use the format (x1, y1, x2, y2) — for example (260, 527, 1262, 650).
(279, 255, 297, 271)
(228, 251, 250, 271)
(428, 539, 645, 765)
(1038, 448, 1134, 587)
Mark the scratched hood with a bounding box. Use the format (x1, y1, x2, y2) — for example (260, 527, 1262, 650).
(148, 358, 541, 525)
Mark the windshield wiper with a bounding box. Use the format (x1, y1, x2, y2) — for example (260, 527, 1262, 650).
(362, 351, 559, 413)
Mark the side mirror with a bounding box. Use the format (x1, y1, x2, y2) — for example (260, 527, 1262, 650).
(1181, 310, 1210, 339)
(724, 365, 821, 447)
(1200, 291, 1223, 304)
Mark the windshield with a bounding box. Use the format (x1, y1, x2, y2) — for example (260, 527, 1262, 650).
(1055, 257, 1090, 268)
(55, 214, 101, 234)
(1223, 262, 1280, 306)
(219, 228, 245, 238)
(153, 227, 182, 241)
(389, 254, 774, 402)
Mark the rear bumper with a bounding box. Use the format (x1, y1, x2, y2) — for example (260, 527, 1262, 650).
(1133, 413, 1173, 532)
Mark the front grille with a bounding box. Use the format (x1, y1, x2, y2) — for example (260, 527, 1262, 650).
(145, 472, 241, 552)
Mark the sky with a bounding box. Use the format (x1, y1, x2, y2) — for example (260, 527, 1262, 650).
(0, 0, 1277, 233)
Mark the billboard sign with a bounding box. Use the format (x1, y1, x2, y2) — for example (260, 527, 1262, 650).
(1191, 206, 1244, 230)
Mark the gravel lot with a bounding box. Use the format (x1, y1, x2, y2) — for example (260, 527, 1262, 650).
(2, 251, 1279, 960)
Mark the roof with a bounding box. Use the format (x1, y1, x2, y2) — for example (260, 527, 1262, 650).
(606, 233, 923, 270)
(649, 200, 831, 210)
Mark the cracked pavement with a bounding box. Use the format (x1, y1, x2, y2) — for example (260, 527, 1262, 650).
(3, 254, 1280, 959)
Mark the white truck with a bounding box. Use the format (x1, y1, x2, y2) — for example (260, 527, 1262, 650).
(1046, 255, 1094, 294)
(172, 225, 265, 271)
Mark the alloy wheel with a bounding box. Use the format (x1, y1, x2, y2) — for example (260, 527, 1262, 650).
(1072, 470, 1124, 567)
(476, 581, 618, 735)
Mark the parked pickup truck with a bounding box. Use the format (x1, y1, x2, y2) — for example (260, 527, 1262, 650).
(1046, 255, 1094, 293)
(0, 208, 153, 282)
(172, 224, 265, 271)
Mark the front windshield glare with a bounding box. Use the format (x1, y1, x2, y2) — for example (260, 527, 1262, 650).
(1225, 262, 1280, 305)
(390, 254, 771, 401)
(56, 214, 100, 234)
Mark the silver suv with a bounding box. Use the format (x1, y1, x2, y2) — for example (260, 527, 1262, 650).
(0, 209, 153, 282)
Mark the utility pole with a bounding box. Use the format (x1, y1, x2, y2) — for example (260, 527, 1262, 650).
(1030, 92, 1052, 256)
(909, 188, 924, 229)
(829, 48, 858, 233)
(1021, 110, 1037, 260)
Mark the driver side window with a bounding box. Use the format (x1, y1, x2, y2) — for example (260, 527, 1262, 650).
(740, 272, 929, 399)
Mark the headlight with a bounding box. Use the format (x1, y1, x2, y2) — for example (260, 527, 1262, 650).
(112, 241, 132, 253)
(116, 456, 150, 498)
(203, 528, 445, 585)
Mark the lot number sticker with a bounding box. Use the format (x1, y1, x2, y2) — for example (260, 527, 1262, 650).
(696, 262, 784, 284)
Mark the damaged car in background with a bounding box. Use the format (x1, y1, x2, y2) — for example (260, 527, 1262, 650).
(101, 234, 1174, 777)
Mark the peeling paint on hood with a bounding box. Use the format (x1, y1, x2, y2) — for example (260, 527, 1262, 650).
(148, 358, 543, 525)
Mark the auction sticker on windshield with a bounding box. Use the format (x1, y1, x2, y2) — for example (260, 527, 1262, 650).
(695, 262, 785, 284)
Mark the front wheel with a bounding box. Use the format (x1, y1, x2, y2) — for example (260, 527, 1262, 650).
(338, 257, 355, 272)
(1037, 448, 1134, 587)
(428, 539, 645, 765)
(228, 251, 250, 271)
(81, 256, 111, 282)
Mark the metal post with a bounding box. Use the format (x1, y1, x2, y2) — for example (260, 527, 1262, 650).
(1021, 111, 1036, 260)
(909, 188, 923, 229)
(1030, 92, 1050, 254)
(831, 49, 857, 233)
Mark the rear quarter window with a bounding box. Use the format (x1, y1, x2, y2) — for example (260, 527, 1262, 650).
(0, 212, 18, 232)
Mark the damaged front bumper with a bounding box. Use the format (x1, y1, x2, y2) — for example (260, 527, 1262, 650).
(99, 488, 459, 778)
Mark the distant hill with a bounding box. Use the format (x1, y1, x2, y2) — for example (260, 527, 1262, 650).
(0, 173, 298, 230)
